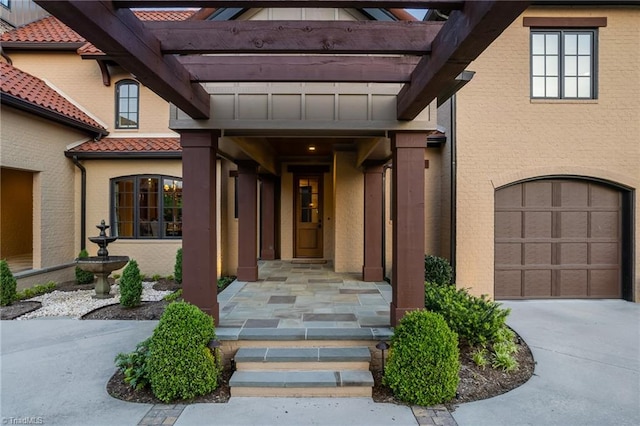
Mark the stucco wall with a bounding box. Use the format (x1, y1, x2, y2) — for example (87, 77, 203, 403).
(333, 151, 364, 272)
(1, 107, 80, 272)
(454, 7, 640, 299)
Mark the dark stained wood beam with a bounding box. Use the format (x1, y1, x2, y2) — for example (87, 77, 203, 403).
(179, 56, 420, 82)
(35, 0, 210, 119)
(114, 0, 465, 9)
(397, 0, 529, 120)
(147, 20, 442, 54)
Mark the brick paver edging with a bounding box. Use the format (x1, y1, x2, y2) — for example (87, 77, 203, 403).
(138, 404, 186, 426)
(412, 405, 459, 426)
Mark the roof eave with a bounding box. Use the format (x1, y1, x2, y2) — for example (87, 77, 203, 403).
(64, 151, 181, 160)
(1, 41, 86, 50)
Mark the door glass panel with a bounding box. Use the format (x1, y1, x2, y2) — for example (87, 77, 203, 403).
(298, 177, 320, 223)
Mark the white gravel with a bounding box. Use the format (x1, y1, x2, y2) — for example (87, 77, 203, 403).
(18, 282, 172, 320)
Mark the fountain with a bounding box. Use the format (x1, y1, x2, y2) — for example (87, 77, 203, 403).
(76, 220, 129, 299)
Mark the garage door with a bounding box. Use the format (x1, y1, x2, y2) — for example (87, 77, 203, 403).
(495, 179, 621, 299)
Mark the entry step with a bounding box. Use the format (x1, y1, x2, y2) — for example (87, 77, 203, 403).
(234, 346, 371, 371)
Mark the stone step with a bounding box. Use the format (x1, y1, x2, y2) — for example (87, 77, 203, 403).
(229, 370, 374, 397)
(234, 346, 371, 371)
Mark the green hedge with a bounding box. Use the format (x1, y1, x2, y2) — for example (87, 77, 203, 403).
(174, 248, 183, 285)
(120, 260, 142, 308)
(75, 249, 95, 285)
(384, 310, 460, 406)
(424, 255, 453, 286)
(1, 259, 17, 306)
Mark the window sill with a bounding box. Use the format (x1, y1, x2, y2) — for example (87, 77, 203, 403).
(530, 99, 598, 104)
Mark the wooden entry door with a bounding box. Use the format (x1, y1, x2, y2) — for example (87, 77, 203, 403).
(294, 175, 323, 258)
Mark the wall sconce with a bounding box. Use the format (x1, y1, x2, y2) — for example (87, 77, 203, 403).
(376, 341, 390, 373)
(308, 145, 316, 152)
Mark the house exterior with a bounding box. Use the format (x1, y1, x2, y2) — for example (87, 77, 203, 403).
(1, 1, 637, 324)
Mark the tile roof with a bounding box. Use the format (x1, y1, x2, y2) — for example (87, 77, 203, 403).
(1, 62, 107, 135)
(68, 137, 181, 154)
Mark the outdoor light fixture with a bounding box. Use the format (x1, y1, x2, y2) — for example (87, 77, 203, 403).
(308, 145, 316, 152)
(376, 341, 390, 372)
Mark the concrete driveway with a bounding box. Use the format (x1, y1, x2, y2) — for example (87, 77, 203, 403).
(452, 300, 640, 426)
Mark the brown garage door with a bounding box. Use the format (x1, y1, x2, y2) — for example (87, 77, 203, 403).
(495, 179, 621, 299)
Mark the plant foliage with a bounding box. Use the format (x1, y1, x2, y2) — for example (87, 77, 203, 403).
(174, 248, 183, 285)
(16, 281, 57, 301)
(147, 302, 220, 402)
(120, 260, 142, 308)
(115, 338, 152, 390)
(384, 310, 460, 406)
(75, 249, 95, 284)
(424, 283, 509, 346)
(0, 259, 17, 306)
(424, 255, 453, 286)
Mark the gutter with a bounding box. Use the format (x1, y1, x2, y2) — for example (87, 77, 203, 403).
(64, 151, 181, 160)
(71, 156, 87, 251)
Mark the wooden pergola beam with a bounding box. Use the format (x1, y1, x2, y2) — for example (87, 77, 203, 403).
(179, 56, 420, 82)
(114, 0, 465, 9)
(397, 0, 529, 120)
(147, 20, 442, 55)
(35, 0, 210, 119)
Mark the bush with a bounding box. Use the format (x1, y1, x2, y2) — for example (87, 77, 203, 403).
(174, 248, 183, 284)
(384, 310, 460, 406)
(1, 260, 17, 306)
(147, 302, 220, 402)
(424, 255, 453, 286)
(217, 275, 236, 292)
(120, 260, 142, 308)
(16, 281, 57, 301)
(75, 249, 95, 284)
(115, 338, 152, 390)
(425, 283, 510, 346)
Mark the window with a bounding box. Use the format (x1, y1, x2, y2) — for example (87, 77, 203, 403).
(115, 80, 139, 128)
(0, 0, 9, 10)
(531, 30, 596, 99)
(111, 175, 182, 239)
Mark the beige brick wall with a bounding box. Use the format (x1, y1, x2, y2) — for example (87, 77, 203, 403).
(454, 7, 640, 299)
(1, 108, 81, 271)
(333, 151, 364, 272)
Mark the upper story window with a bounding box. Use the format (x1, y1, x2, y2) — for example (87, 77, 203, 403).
(531, 29, 597, 99)
(111, 175, 182, 239)
(115, 80, 139, 129)
(0, 0, 10, 10)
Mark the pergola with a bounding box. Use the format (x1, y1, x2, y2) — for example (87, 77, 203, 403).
(36, 0, 530, 325)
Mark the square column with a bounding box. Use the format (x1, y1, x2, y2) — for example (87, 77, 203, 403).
(363, 163, 385, 281)
(260, 175, 277, 260)
(237, 161, 259, 281)
(390, 132, 426, 326)
(180, 130, 219, 324)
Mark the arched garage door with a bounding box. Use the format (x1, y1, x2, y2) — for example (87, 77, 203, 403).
(495, 179, 624, 299)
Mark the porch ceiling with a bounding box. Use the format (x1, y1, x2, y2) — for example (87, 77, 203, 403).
(34, 0, 530, 120)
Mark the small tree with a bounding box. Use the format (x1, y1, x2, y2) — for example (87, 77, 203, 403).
(1, 259, 17, 306)
(120, 260, 142, 308)
(75, 249, 95, 284)
(174, 248, 183, 284)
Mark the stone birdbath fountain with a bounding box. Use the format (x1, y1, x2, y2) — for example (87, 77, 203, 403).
(76, 220, 129, 299)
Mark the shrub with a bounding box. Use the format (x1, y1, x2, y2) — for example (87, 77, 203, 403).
(217, 275, 236, 292)
(492, 349, 519, 372)
(147, 302, 220, 402)
(16, 281, 57, 301)
(120, 260, 142, 308)
(174, 248, 183, 284)
(384, 310, 460, 406)
(425, 283, 509, 346)
(1, 260, 17, 306)
(424, 255, 453, 286)
(152, 274, 162, 282)
(164, 288, 183, 302)
(115, 337, 152, 390)
(75, 249, 95, 284)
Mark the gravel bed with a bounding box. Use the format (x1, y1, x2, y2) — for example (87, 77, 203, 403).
(18, 282, 172, 320)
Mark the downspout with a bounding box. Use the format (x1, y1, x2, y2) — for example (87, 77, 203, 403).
(71, 156, 87, 251)
(450, 95, 457, 282)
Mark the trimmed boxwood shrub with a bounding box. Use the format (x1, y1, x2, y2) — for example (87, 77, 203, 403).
(120, 260, 142, 308)
(174, 248, 183, 285)
(384, 310, 460, 406)
(425, 283, 509, 346)
(424, 255, 453, 286)
(147, 301, 219, 402)
(1, 259, 17, 306)
(75, 249, 95, 284)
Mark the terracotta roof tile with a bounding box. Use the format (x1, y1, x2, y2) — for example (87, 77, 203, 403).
(77, 42, 104, 56)
(1, 62, 106, 133)
(0, 15, 84, 44)
(133, 10, 196, 21)
(68, 137, 181, 153)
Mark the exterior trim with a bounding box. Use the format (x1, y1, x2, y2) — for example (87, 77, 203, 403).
(523, 17, 607, 27)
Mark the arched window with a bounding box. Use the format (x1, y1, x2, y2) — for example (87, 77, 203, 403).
(115, 79, 139, 129)
(111, 175, 182, 239)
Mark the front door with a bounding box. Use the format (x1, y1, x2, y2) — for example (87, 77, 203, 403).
(294, 175, 323, 258)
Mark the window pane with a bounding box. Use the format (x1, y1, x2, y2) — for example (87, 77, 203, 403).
(120, 99, 128, 113)
(129, 99, 138, 113)
(532, 56, 545, 76)
(129, 84, 138, 97)
(545, 34, 558, 54)
(532, 77, 546, 97)
(120, 84, 129, 97)
(532, 34, 545, 54)
(578, 77, 591, 98)
(546, 56, 558, 76)
(578, 56, 591, 76)
(546, 77, 558, 97)
(162, 178, 182, 238)
(564, 56, 577, 76)
(565, 34, 577, 55)
(578, 34, 591, 55)
(564, 77, 577, 98)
